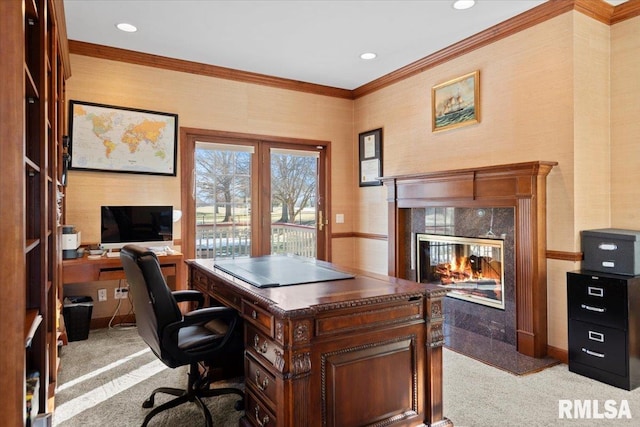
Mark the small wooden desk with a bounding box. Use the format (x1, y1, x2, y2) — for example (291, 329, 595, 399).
(187, 257, 451, 427)
(62, 252, 185, 290)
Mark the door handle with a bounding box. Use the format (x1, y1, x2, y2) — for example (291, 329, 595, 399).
(318, 210, 328, 231)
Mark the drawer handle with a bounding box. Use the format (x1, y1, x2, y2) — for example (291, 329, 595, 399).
(582, 347, 605, 358)
(598, 243, 618, 251)
(588, 331, 605, 342)
(255, 369, 269, 391)
(254, 405, 270, 427)
(581, 304, 605, 313)
(254, 334, 268, 354)
(587, 287, 604, 297)
(252, 310, 258, 320)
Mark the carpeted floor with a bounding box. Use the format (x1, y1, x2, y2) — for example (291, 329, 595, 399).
(53, 327, 243, 426)
(54, 327, 640, 426)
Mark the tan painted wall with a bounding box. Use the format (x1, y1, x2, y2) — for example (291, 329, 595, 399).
(64, 55, 356, 315)
(353, 12, 616, 351)
(611, 16, 640, 227)
(65, 54, 355, 251)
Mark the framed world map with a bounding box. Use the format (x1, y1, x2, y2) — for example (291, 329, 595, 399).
(69, 100, 178, 176)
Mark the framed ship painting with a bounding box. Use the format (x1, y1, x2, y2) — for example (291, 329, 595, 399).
(432, 70, 480, 133)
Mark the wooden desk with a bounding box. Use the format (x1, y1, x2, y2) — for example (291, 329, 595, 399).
(63, 252, 185, 290)
(187, 257, 451, 427)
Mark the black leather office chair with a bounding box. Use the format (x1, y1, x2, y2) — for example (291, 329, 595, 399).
(120, 245, 244, 426)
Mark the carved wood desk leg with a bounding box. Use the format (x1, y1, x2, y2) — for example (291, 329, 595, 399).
(425, 291, 453, 427)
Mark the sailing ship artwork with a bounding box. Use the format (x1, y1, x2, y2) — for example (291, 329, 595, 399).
(432, 70, 480, 132)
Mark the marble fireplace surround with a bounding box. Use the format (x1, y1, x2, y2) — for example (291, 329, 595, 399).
(381, 161, 556, 358)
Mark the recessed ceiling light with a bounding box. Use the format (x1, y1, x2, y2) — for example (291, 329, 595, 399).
(116, 22, 138, 33)
(360, 52, 377, 60)
(453, 0, 476, 10)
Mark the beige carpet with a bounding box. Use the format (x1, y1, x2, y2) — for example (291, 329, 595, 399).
(54, 327, 640, 426)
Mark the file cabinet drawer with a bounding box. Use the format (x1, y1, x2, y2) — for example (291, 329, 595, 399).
(567, 272, 627, 329)
(582, 228, 640, 275)
(568, 319, 627, 377)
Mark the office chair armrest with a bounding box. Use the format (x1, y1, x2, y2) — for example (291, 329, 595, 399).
(181, 306, 237, 327)
(172, 290, 205, 308)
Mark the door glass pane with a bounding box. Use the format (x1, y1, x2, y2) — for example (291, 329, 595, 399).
(270, 148, 318, 258)
(195, 143, 252, 259)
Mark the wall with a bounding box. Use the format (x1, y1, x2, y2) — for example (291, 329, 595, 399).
(64, 54, 355, 316)
(611, 16, 640, 226)
(64, 11, 640, 351)
(353, 11, 616, 352)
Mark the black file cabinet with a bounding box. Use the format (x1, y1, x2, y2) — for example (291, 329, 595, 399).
(567, 271, 640, 390)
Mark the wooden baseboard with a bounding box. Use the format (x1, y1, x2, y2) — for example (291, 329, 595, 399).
(547, 344, 568, 364)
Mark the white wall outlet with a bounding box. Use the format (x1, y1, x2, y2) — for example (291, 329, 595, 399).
(336, 213, 344, 224)
(97, 288, 107, 302)
(114, 287, 129, 299)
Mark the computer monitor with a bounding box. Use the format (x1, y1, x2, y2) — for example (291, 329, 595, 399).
(100, 205, 173, 250)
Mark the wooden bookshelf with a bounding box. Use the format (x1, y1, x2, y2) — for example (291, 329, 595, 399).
(0, 0, 69, 424)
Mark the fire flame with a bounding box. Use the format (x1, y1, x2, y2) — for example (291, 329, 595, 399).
(436, 256, 500, 283)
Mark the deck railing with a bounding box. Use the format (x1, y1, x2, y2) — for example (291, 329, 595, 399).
(195, 223, 316, 259)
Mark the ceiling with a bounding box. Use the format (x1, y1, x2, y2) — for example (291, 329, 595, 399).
(63, 0, 627, 91)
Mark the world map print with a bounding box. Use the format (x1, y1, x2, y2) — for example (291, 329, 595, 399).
(70, 102, 177, 175)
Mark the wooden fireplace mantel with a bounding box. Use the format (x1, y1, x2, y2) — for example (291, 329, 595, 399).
(381, 161, 557, 358)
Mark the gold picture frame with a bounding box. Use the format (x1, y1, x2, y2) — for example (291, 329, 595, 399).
(432, 70, 480, 133)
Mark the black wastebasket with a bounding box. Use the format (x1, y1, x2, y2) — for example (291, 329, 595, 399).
(63, 296, 93, 342)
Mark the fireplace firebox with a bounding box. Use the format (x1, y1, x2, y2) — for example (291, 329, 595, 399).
(417, 234, 505, 310)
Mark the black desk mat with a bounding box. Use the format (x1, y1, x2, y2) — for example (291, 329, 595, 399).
(213, 256, 354, 288)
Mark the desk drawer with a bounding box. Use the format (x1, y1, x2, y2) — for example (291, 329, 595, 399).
(242, 300, 274, 338)
(97, 268, 126, 281)
(213, 283, 242, 311)
(246, 389, 277, 427)
(246, 324, 284, 372)
(569, 319, 627, 377)
(192, 268, 212, 290)
(245, 354, 278, 409)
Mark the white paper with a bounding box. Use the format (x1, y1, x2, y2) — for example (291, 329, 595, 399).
(361, 159, 380, 183)
(363, 135, 376, 159)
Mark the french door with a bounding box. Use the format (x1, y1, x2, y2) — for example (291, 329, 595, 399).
(181, 129, 329, 261)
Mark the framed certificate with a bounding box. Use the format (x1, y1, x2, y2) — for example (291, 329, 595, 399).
(359, 128, 382, 187)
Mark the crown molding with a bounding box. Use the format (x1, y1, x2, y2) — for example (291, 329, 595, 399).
(68, 40, 354, 100)
(353, 0, 638, 98)
(610, 0, 640, 23)
(68, 0, 639, 100)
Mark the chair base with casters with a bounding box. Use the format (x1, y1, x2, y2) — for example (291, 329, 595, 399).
(141, 360, 244, 427)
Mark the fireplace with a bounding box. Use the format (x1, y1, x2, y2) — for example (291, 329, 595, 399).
(382, 161, 557, 358)
(417, 234, 505, 310)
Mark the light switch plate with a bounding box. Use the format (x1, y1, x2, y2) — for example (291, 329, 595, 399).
(336, 213, 344, 224)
